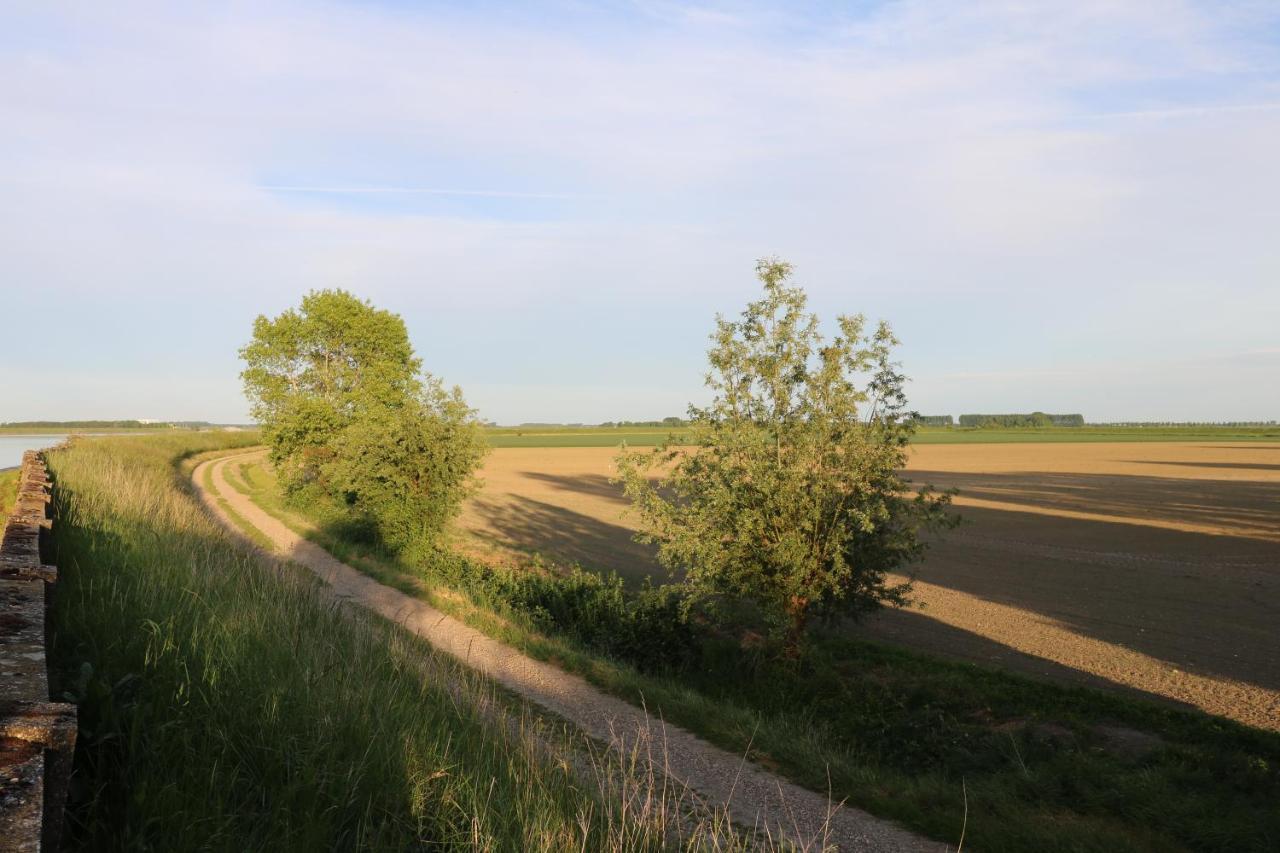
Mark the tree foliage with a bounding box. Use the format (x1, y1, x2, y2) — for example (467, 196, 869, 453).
(240, 290, 485, 553)
(910, 414, 954, 427)
(958, 412, 1084, 428)
(617, 260, 956, 652)
(324, 380, 487, 557)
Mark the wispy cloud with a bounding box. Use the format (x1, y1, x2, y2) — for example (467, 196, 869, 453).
(260, 185, 595, 199)
(1, 0, 1277, 422)
(1075, 102, 1280, 121)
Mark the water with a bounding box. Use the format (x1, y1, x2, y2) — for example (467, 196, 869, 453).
(0, 435, 70, 469)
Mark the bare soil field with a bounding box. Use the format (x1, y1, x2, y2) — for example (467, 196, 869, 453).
(456, 442, 1280, 730)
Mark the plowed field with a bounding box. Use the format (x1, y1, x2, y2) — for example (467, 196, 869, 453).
(457, 442, 1280, 729)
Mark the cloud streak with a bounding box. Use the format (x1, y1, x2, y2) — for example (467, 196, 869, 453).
(1074, 102, 1280, 121)
(261, 186, 595, 199)
(1, 0, 1277, 423)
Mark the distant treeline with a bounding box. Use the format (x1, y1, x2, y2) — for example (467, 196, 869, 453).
(1, 420, 151, 429)
(911, 415, 954, 427)
(491, 419, 689, 431)
(958, 413, 1086, 428)
(1092, 420, 1278, 427)
(0, 420, 214, 429)
(599, 418, 687, 428)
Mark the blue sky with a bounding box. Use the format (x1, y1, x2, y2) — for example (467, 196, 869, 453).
(2, 0, 1277, 424)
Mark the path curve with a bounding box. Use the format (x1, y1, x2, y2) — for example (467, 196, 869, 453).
(193, 451, 947, 853)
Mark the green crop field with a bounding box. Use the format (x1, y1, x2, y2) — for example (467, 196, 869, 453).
(910, 425, 1280, 443)
(483, 424, 1280, 448)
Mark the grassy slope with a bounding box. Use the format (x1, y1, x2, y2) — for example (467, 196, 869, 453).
(227, 453, 1280, 853)
(483, 425, 1280, 448)
(44, 434, 705, 851)
(0, 467, 18, 515)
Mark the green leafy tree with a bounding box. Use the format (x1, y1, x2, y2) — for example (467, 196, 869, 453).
(324, 379, 488, 557)
(616, 259, 956, 653)
(239, 290, 423, 493)
(240, 290, 485, 553)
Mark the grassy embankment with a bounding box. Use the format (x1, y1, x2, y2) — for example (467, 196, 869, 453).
(483, 424, 1280, 448)
(0, 466, 19, 514)
(225, 450, 1280, 853)
(45, 433, 743, 851)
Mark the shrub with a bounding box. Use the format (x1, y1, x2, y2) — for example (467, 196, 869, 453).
(325, 383, 487, 556)
(417, 548, 703, 673)
(618, 259, 957, 653)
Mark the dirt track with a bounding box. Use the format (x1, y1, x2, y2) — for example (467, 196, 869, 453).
(457, 442, 1280, 731)
(195, 452, 944, 852)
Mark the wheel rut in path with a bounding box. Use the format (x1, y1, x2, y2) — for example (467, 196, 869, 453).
(193, 452, 947, 853)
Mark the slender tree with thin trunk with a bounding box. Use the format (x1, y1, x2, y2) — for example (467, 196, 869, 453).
(616, 259, 956, 653)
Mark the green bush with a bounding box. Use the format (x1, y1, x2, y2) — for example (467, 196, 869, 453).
(617, 259, 957, 653)
(418, 549, 704, 673)
(241, 290, 487, 557)
(325, 384, 487, 556)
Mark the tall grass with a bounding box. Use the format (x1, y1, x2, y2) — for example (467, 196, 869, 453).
(0, 466, 18, 515)
(45, 433, 743, 851)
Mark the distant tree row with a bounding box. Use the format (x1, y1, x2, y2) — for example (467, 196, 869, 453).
(909, 415, 954, 427)
(1092, 420, 1278, 427)
(958, 412, 1085, 428)
(0, 420, 220, 432)
(0, 420, 211, 429)
(599, 417, 687, 428)
(2, 420, 146, 428)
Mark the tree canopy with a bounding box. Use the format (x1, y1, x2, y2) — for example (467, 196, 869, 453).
(616, 259, 956, 652)
(240, 290, 485, 554)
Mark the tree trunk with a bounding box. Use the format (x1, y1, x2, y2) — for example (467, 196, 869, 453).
(784, 594, 809, 657)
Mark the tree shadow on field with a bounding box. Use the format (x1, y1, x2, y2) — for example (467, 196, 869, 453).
(1122, 460, 1280, 473)
(847, 607, 1202, 714)
(903, 469, 1280, 693)
(517, 470, 671, 504)
(475, 464, 1280, 699)
(519, 471, 631, 505)
(912, 469, 1280, 539)
(466, 495, 665, 588)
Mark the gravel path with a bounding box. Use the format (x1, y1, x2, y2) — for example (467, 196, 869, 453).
(193, 452, 947, 852)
